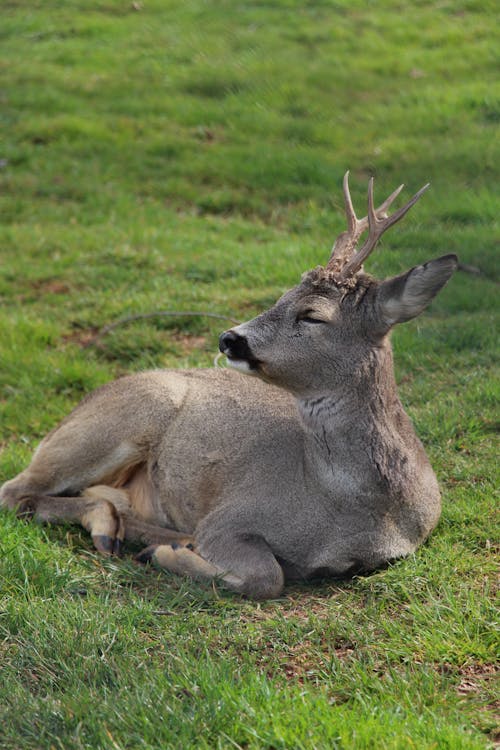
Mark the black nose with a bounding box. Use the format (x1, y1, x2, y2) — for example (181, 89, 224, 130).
(219, 330, 252, 359)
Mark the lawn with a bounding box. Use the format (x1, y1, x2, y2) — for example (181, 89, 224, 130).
(0, 1, 498, 748)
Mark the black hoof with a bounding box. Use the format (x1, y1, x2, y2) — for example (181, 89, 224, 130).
(113, 538, 123, 556)
(135, 545, 158, 564)
(16, 498, 37, 520)
(92, 535, 114, 555)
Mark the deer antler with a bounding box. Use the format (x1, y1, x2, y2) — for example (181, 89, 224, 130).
(326, 173, 430, 280)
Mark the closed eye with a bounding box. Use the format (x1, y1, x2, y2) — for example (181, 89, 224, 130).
(296, 311, 325, 324)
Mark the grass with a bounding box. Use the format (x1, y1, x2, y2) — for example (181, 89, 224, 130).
(0, 1, 498, 748)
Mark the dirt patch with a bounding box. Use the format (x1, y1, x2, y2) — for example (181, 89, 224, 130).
(279, 638, 355, 683)
(241, 632, 355, 686)
(456, 662, 499, 700)
(61, 327, 100, 348)
(455, 662, 499, 744)
(232, 589, 358, 685)
(237, 586, 353, 624)
(170, 333, 207, 354)
(60, 326, 208, 352)
(16, 277, 76, 303)
(28, 278, 73, 295)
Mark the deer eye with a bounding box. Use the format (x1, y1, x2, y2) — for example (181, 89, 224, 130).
(296, 311, 325, 324)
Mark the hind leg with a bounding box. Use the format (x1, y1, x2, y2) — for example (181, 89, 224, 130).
(0, 377, 193, 555)
(0, 372, 154, 515)
(0, 451, 135, 556)
(5, 490, 125, 555)
(0, 406, 145, 553)
(81, 486, 194, 551)
(1, 479, 194, 556)
(1, 480, 132, 555)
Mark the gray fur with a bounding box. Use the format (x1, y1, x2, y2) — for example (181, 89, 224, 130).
(0, 179, 458, 599)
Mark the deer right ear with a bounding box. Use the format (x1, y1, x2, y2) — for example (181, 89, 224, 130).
(376, 254, 458, 330)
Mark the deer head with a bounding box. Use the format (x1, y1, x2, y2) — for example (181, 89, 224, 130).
(219, 173, 457, 397)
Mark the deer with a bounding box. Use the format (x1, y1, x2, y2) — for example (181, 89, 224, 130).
(0, 173, 458, 599)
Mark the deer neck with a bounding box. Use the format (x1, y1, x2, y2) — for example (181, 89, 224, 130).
(295, 341, 439, 539)
(297, 342, 404, 455)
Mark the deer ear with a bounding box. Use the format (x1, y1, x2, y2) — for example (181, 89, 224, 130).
(376, 254, 458, 329)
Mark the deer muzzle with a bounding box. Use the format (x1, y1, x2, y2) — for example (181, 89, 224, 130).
(219, 330, 261, 372)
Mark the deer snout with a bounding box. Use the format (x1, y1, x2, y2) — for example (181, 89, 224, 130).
(219, 330, 260, 373)
(219, 330, 250, 359)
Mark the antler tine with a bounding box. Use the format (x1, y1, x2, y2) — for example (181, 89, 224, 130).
(328, 172, 407, 271)
(376, 181, 405, 217)
(343, 172, 405, 233)
(343, 170, 357, 234)
(328, 172, 364, 265)
(367, 176, 377, 230)
(339, 181, 430, 280)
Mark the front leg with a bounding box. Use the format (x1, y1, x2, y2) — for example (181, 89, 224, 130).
(137, 533, 284, 600)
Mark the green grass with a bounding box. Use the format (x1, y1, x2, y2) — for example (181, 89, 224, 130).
(0, 1, 498, 748)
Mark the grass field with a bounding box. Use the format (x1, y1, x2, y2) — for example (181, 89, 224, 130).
(0, 1, 498, 748)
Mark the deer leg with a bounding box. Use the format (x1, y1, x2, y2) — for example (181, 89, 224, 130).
(0, 393, 149, 515)
(136, 534, 284, 600)
(123, 516, 195, 549)
(0, 414, 145, 553)
(8, 491, 124, 555)
(1, 476, 194, 555)
(0, 449, 133, 553)
(0, 389, 195, 555)
(80, 486, 196, 552)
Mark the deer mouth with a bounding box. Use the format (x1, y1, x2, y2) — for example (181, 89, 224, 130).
(225, 354, 261, 374)
(219, 331, 262, 373)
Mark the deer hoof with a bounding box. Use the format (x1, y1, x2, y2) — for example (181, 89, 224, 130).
(92, 534, 115, 555)
(168, 540, 196, 552)
(112, 538, 123, 556)
(15, 497, 38, 520)
(135, 544, 158, 564)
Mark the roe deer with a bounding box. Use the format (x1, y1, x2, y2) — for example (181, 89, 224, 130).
(0, 173, 457, 599)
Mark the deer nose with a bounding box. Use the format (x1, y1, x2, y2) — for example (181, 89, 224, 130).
(219, 330, 252, 359)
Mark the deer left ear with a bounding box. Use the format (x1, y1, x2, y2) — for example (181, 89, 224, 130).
(376, 253, 458, 329)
